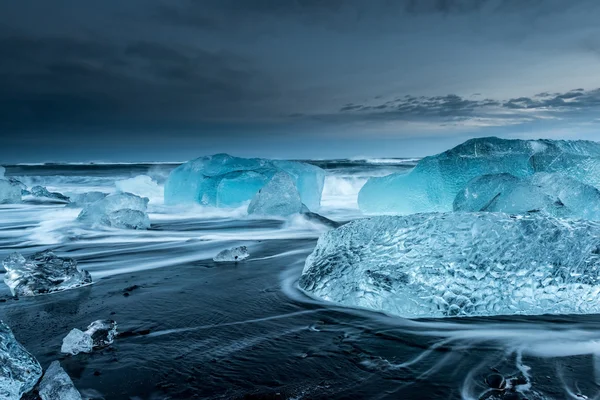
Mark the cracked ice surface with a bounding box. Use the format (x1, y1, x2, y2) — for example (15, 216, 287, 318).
(0, 320, 43, 400)
(77, 192, 150, 229)
(39, 361, 81, 400)
(299, 212, 600, 318)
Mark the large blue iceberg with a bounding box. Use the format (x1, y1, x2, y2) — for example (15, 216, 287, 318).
(299, 212, 600, 318)
(358, 137, 600, 214)
(454, 172, 600, 219)
(164, 154, 325, 210)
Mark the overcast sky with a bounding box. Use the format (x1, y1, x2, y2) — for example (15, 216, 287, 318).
(2, 0, 600, 162)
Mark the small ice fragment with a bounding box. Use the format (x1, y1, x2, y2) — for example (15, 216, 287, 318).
(77, 192, 150, 230)
(0, 179, 22, 204)
(38, 361, 82, 400)
(0, 320, 43, 400)
(85, 320, 117, 348)
(30, 186, 70, 203)
(61, 329, 93, 356)
(213, 246, 250, 262)
(247, 172, 303, 217)
(2, 250, 92, 297)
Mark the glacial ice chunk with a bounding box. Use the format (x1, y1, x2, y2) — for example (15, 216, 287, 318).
(248, 172, 303, 217)
(3, 251, 92, 297)
(38, 361, 82, 400)
(61, 329, 93, 356)
(299, 212, 600, 318)
(0, 320, 43, 400)
(30, 186, 70, 203)
(454, 173, 600, 220)
(77, 192, 150, 229)
(115, 175, 163, 203)
(85, 320, 117, 348)
(164, 154, 324, 210)
(213, 246, 250, 262)
(358, 137, 600, 214)
(0, 179, 22, 204)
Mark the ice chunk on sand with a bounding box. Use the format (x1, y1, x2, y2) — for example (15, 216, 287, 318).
(213, 246, 250, 262)
(66, 191, 107, 207)
(77, 192, 150, 229)
(85, 320, 117, 348)
(453, 173, 560, 215)
(358, 137, 600, 214)
(0, 320, 43, 400)
(30, 186, 70, 203)
(164, 153, 325, 210)
(61, 329, 93, 356)
(0, 179, 22, 204)
(454, 173, 600, 220)
(247, 172, 303, 217)
(38, 361, 81, 400)
(115, 175, 163, 202)
(3, 250, 92, 297)
(299, 212, 600, 318)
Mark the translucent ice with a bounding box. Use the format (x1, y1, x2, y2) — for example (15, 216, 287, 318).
(0, 179, 22, 204)
(30, 186, 70, 203)
(213, 246, 250, 262)
(38, 361, 82, 400)
(3, 250, 92, 297)
(299, 212, 600, 318)
(358, 137, 600, 214)
(115, 175, 163, 202)
(454, 173, 600, 220)
(164, 154, 324, 210)
(84, 320, 117, 347)
(77, 192, 150, 229)
(61, 329, 93, 356)
(0, 320, 43, 400)
(248, 172, 303, 217)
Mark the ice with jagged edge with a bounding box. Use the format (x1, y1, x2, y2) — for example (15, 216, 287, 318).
(29, 186, 70, 203)
(299, 212, 600, 318)
(248, 172, 303, 216)
(164, 153, 325, 210)
(77, 192, 150, 229)
(85, 320, 117, 347)
(61, 329, 93, 356)
(358, 137, 600, 214)
(38, 361, 82, 400)
(213, 246, 250, 262)
(454, 172, 600, 219)
(3, 250, 92, 297)
(0, 179, 22, 204)
(1, 320, 43, 400)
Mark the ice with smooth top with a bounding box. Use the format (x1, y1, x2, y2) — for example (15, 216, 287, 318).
(0, 320, 43, 400)
(358, 137, 600, 214)
(164, 154, 325, 210)
(77, 192, 150, 229)
(38, 361, 82, 400)
(299, 212, 600, 318)
(247, 172, 304, 217)
(3, 250, 92, 296)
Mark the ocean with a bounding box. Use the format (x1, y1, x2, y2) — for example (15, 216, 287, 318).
(1, 160, 598, 400)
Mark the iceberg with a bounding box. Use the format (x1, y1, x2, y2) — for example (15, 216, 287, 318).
(164, 154, 325, 210)
(3, 251, 92, 297)
(30, 186, 70, 203)
(0, 320, 43, 400)
(358, 137, 600, 214)
(77, 192, 150, 229)
(213, 246, 250, 262)
(454, 173, 600, 220)
(299, 212, 600, 318)
(61, 329, 93, 356)
(115, 175, 163, 202)
(0, 179, 22, 204)
(38, 361, 81, 400)
(247, 172, 303, 217)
